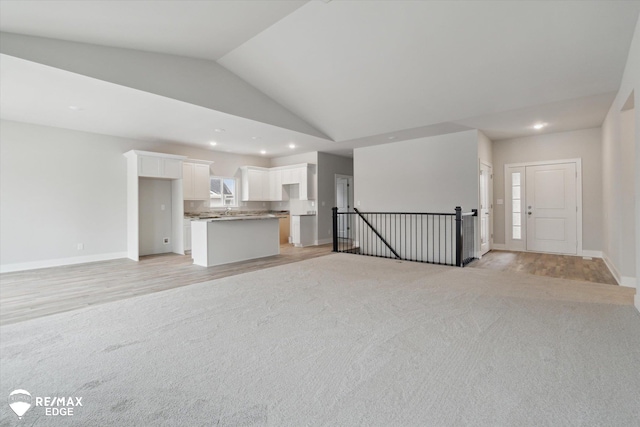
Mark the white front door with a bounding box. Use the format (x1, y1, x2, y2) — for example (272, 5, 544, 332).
(479, 163, 492, 255)
(525, 163, 577, 254)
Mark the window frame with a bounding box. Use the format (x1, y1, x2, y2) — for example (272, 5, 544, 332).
(209, 176, 238, 208)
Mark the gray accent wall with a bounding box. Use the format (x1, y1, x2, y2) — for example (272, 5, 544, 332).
(492, 128, 603, 252)
(317, 153, 354, 243)
(354, 130, 479, 214)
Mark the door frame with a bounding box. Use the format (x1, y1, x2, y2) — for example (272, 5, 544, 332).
(504, 158, 583, 255)
(479, 161, 493, 257)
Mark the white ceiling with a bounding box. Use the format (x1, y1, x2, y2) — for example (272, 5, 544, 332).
(219, 1, 640, 142)
(0, 55, 335, 158)
(0, 0, 307, 60)
(1, 1, 639, 157)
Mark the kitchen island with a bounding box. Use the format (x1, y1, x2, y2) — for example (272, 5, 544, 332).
(191, 215, 280, 267)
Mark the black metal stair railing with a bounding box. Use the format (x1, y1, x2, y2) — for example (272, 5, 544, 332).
(332, 206, 477, 267)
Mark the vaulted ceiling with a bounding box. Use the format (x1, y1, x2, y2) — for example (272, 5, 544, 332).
(1, 1, 639, 157)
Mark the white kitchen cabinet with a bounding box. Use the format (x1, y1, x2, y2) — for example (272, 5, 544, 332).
(183, 219, 192, 252)
(282, 168, 295, 185)
(123, 150, 187, 261)
(241, 167, 270, 201)
(240, 163, 315, 201)
(183, 160, 212, 200)
(138, 154, 182, 179)
(270, 169, 283, 201)
(297, 166, 309, 200)
(291, 214, 315, 247)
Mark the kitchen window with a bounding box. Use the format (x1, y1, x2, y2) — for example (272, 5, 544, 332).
(210, 176, 238, 208)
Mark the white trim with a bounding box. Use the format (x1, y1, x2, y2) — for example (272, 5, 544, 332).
(602, 252, 637, 288)
(492, 244, 507, 250)
(504, 158, 583, 256)
(620, 277, 637, 289)
(316, 238, 333, 246)
(602, 252, 621, 284)
(479, 161, 493, 256)
(0, 252, 128, 273)
(581, 250, 602, 258)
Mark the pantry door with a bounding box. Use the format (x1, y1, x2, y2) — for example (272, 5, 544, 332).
(525, 163, 577, 255)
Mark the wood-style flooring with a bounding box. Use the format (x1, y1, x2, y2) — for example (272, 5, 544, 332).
(1, 246, 631, 326)
(0, 244, 332, 326)
(469, 250, 618, 286)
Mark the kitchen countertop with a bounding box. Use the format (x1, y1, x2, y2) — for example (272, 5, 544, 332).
(192, 214, 279, 222)
(185, 210, 290, 220)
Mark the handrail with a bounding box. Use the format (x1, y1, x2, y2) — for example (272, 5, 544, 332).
(332, 206, 476, 267)
(353, 208, 401, 259)
(342, 211, 456, 216)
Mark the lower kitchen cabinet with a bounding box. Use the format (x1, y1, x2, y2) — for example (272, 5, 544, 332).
(184, 219, 192, 252)
(291, 215, 315, 247)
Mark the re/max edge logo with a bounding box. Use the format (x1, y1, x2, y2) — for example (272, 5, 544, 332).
(8, 390, 83, 419)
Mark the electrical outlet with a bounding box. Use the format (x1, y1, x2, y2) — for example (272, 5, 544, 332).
(163, 237, 170, 244)
(357, 200, 361, 206)
(161, 204, 166, 211)
(77, 243, 84, 250)
(311, 201, 315, 207)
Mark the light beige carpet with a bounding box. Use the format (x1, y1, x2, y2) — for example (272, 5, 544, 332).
(1, 254, 639, 426)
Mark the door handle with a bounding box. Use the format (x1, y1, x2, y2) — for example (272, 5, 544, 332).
(528, 212, 532, 216)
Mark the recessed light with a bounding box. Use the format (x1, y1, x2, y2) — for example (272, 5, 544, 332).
(289, 143, 296, 149)
(388, 136, 395, 140)
(214, 128, 225, 133)
(260, 150, 267, 155)
(209, 141, 217, 146)
(533, 122, 547, 130)
(252, 136, 261, 140)
(68, 105, 82, 111)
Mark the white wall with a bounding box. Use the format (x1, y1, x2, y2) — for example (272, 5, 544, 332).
(478, 131, 493, 165)
(354, 130, 479, 213)
(0, 120, 268, 271)
(602, 15, 639, 297)
(491, 128, 603, 252)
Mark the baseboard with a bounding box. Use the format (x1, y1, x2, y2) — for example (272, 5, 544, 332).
(0, 252, 128, 273)
(581, 250, 602, 258)
(492, 244, 507, 250)
(315, 238, 333, 246)
(620, 276, 636, 288)
(601, 252, 636, 288)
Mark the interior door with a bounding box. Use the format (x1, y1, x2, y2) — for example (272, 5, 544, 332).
(479, 163, 492, 255)
(525, 163, 577, 254)
(336, 177, 350, 238)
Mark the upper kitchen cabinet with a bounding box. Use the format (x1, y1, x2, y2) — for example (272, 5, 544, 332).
(135, 151, 183, 179)
(241, 166, 270, 201)
(269, 169, 283, 201)
(241, 163, 315, 201)
(183, 160, 213, 200)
